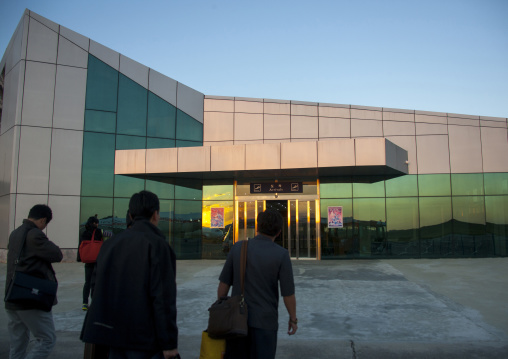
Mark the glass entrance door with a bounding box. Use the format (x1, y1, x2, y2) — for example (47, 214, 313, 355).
(236, 199, 319, 259)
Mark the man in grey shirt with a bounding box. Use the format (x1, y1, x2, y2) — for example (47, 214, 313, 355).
(218, 209, 298, 359)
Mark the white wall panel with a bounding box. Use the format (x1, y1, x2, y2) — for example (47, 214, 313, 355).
(15, 194, 48, 228)
(245, 143, 280, 170)
(0, 128, 15, 196)
(47, 195, 81, 248)
(203, 112, 234, 142)
(318, 105, 349, 118)
(57, 36, 88, 68)
(149, 69, 177, 107)
(211, 145, 245, 172)
(415, 113, 447, 125)
(351, 109, 382, 120)
(234, 113, 263, 141)
(204, 99, 234, 112)
(448, 125, 482, 173)
(416, 123, 448, 135)
(318, 139, 355, 167)
(30, 11, 59, 32)
(281, 142, 317, 169)
(49, 129, 83, 196)
(53, 66, 87, 130)
(235, 100, 263, 113)
(120, 55, 149, 88)
(264, 114, 290, 140)
(26, 18, 58, 63)
(17, 127, 51, 194)
(177, 82, 204, 123)
(385, 136, 417, 174)
(89, 40, 119, 70)
(383, 121, 415, 136)
(22, 61, 56, 128)
(481, 127, 508, 172)
(416, 135, 450, 174)
(4, 15, 27, 74)
(1, 61, 25, 134)
(264, 102, 290, 115)
(351, 119, 383, 137)
(291, 116, 318, 139)
(318, 117, 350, 139)
(291, 104, 318, 117)
(383, 111, 414, 122)
(0, 195, 14, 248)
(59, 26, 89, 51)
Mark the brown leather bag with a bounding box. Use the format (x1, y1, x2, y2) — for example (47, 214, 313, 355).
(206, 240, 248, 339)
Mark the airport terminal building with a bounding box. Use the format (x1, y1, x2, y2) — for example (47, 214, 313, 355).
(1, 10, 507, 261)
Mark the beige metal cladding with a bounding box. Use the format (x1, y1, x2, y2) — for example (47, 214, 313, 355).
(115, 138, 408, 177)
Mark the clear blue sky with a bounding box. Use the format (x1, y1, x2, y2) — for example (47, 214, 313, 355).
(1, 0, 507, 118)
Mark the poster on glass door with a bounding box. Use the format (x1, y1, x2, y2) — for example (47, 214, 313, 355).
(328, 206, 343, 228)
(211, 207, 225, 228)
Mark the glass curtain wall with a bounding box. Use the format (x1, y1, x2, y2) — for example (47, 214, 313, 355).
(80, 55, 204, 258)
(320, 174, 508, 258)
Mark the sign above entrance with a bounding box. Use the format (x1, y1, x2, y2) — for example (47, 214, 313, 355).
(250, 182, 303, 194)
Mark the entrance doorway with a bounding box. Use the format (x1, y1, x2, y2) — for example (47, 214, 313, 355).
(236, 199, 319, 259)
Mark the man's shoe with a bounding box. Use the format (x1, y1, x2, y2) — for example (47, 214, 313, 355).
(82, 304, 88, 311)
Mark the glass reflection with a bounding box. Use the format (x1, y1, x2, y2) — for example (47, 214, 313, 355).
(85, 55, 118, 112)
(353, 198, 386, 257)
(147, 92, 176, 139)
(419, 196, 452, 257)
(451, 173, 484, 196)
(386, 198, 419, 257)
(202, 200, 234, 259)
(117, 74, 147, 136)
(418, 174, 451, 196)
(84, 110, 116, 133)
(80, 197, 113, 235)
(321, 199, 353, 258)
(320, 180, 352, 198)
(353, 177, 385, 198)
(173, 200, 201, 259)
(385, 175, 418, 197)
(485, 195, 508, 256)
(484, 173, 508, 195)
(81, 132, 115, 197)
(176, 109, 203, 142)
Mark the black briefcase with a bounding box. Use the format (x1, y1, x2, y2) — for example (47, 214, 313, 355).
(4, 271, 58, 312)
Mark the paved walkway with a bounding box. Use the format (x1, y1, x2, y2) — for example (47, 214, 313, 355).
(1, 258, 507, 358)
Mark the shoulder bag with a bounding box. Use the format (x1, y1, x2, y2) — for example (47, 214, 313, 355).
(206, 240, 248, 339)
(4, 229, 58, 312)
(79, 229, 103, 264)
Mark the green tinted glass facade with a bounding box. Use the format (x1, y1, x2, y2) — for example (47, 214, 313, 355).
(81, 55, 204, 258)
(320, 174, 508, 258)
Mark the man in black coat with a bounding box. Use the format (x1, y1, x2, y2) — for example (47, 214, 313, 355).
(5, 204, 63, 359)
(81, 190, 179, 359)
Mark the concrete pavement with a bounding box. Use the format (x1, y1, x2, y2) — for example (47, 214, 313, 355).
(1, 258, 507, 358)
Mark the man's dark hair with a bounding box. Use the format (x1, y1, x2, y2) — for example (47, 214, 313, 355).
(257, 209, 283, 236)
(28, 204, 53, 224)
(129, 190, 160, 220)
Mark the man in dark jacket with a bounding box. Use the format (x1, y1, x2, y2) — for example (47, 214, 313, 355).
(81, 190, 179, 359)
(5, 204, 63, 359)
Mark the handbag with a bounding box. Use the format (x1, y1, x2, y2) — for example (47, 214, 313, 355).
(206, 240, 248, 339)
(4, 230, 58, 312)
(79, 229, 103, 264)
(199, 331, 226, 359)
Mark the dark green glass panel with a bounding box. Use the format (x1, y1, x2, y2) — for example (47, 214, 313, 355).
(320, 180, 352, 198)
(85, 55, 118, 112)
(79, 197, 113, 234)
(452, 196, 486, 226)
(418, 174, 451, 196)
(117, 74, 147, 136)
(147, 138, 175, 149)
(114, 175, 145, 198)
(147, 92, 176, 139)
(418, 197, 452, 257)
(145, 180, 175, 200)
(451, 196, 488, 256)
(116, 135, 146, 150)
(81, 132, 115, 197)
(485, 196, 508, 256)
(176, 109, 203, 142)
(203, 185, 234, 201)
(175, 184, 202, 200)
(176, 140, 202, 148)
(352, 198, 386, 257)
(352, 177, 385, 198)
(320, 199, 354, 258)
(484, 173, 508, 195)
(173, 200, 202, 259)
(84, 110, 116, 133)
(386, 198, 419, 257)
(451, 173, 484, 196)
(113, 197, 130, 233)
(385, 175, 418, 197)
(159, 199, 174, 244)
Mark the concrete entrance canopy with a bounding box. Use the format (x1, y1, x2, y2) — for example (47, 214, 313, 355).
(115, 138, 408, 184)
